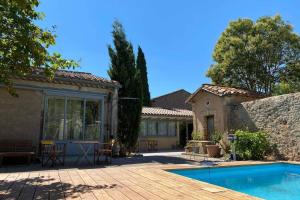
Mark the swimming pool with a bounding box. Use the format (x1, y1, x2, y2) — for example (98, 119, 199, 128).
(169, 163, 300, 200)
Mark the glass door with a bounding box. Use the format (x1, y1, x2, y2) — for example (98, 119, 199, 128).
(65, 98, 84, 140)
(43, 95, 103, 141)
(84, 100, 101, 140)
(44, 96, 65, 140)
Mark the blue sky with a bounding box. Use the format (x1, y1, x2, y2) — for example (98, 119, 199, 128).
(37, 0, 300, 97)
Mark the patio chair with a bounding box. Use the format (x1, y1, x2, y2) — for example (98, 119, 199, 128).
(94, 142, 113, 164)
(41, 140, 67, 167)
(147, 140, 158, 152)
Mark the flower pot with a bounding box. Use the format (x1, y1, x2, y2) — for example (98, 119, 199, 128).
(206, 145, 221, 157)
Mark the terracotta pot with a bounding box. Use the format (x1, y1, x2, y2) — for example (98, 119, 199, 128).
(206, 145, 221, 157)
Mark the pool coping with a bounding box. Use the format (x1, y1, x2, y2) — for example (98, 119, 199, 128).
(162, 161, 300, 200)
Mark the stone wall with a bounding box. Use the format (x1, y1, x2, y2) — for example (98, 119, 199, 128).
(230, 93, 300, 160)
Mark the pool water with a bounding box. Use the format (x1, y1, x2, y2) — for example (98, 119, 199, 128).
(169, 163, 300, 200)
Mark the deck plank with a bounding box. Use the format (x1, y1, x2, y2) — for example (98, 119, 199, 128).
(0, 161, 263, 200)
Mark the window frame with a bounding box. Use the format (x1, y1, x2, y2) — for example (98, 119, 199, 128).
(139, 119, 177, 138)
(43, 89, 105, 142)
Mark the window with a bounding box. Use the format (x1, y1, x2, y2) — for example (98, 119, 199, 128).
(158, 121, 167, 136)
(139, 120, 147, 137)
(168, 121, 176, 136)
(147, 120, 157, 136)
(44, 96, 103, 141)
(139, 120, 177, 137)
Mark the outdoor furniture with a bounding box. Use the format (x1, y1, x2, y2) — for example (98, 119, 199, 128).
(148, 140, 158, 151)
(94, 142, 113, 164)
(138, 139, 158, 152)
(184, 140, 210, 162)
(185, 140, 212, 154)
(0, 140, 35, 167)
(182, 152, 208, 162)
(71, 141, 99, 165)
(41, 140, 67, 167)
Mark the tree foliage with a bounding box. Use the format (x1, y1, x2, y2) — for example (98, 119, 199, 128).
(207, 15, 300, 95)
(0, 0, 78, 95)
(107, 21, 142, 152)
(136, 46, 151, 106)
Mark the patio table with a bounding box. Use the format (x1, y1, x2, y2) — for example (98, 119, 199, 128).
(71, 141, 99, 165)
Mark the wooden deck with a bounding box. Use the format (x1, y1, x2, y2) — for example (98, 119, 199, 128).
(0, 161, 265, 200)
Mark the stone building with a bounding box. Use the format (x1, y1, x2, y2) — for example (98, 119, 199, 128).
(0, 68, 120, 154)
(151, 89, 192, 110)
(186, 84, 264, 139)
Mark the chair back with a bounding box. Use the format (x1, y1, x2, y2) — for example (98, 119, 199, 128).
(41, 140, 54, 145)
(41, 140, 67, 154)
(54, 143, 67, 154)
(41, 141, 54, 154)
(103, 143, 112, 150)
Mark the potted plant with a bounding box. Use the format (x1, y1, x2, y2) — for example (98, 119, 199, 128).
(206, 131, 222, 157)
(190, 131, 204, 153)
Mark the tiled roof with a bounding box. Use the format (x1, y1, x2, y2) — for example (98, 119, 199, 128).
(142, 107, 193, 118)
(187, 84, 265, 102)
(18, 68, 121, 88)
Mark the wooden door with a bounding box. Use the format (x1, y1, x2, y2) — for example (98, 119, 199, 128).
(206, 115, 214, 140)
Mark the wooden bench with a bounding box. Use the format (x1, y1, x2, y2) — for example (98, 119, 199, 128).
(0, 140, 35, 166)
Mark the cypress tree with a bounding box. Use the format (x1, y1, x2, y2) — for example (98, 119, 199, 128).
(136, 46, 151, 106)
(107, 21, 142, 153)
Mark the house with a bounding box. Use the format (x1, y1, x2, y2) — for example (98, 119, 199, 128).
(186, 84, 265, 140)
(138, 89, 193, 151)
(0, 68, 120, 154)
(151, 89, 192, 110)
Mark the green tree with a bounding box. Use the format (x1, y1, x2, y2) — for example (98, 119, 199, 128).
(107, 21, 142, 153)
(0, 0, 78, 95)
(207, 15, 300, 95)
(136, 46, 151, 106)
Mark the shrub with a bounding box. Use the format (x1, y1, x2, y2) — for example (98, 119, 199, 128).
(234, 130, 269, 160)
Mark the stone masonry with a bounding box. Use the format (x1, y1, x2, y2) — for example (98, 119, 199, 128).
(230, 92, 300, 160)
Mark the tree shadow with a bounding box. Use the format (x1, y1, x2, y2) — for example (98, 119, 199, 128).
(111, 155, 217, 166)
(0, 153, 219, 174)
(0, 176, 118, 199)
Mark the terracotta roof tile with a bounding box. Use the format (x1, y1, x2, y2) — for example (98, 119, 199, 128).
(201, 84, 264, 97)
(142, 107, 193, 118)
(187, 84, 266, 102)
(18, 68, 121, 88)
